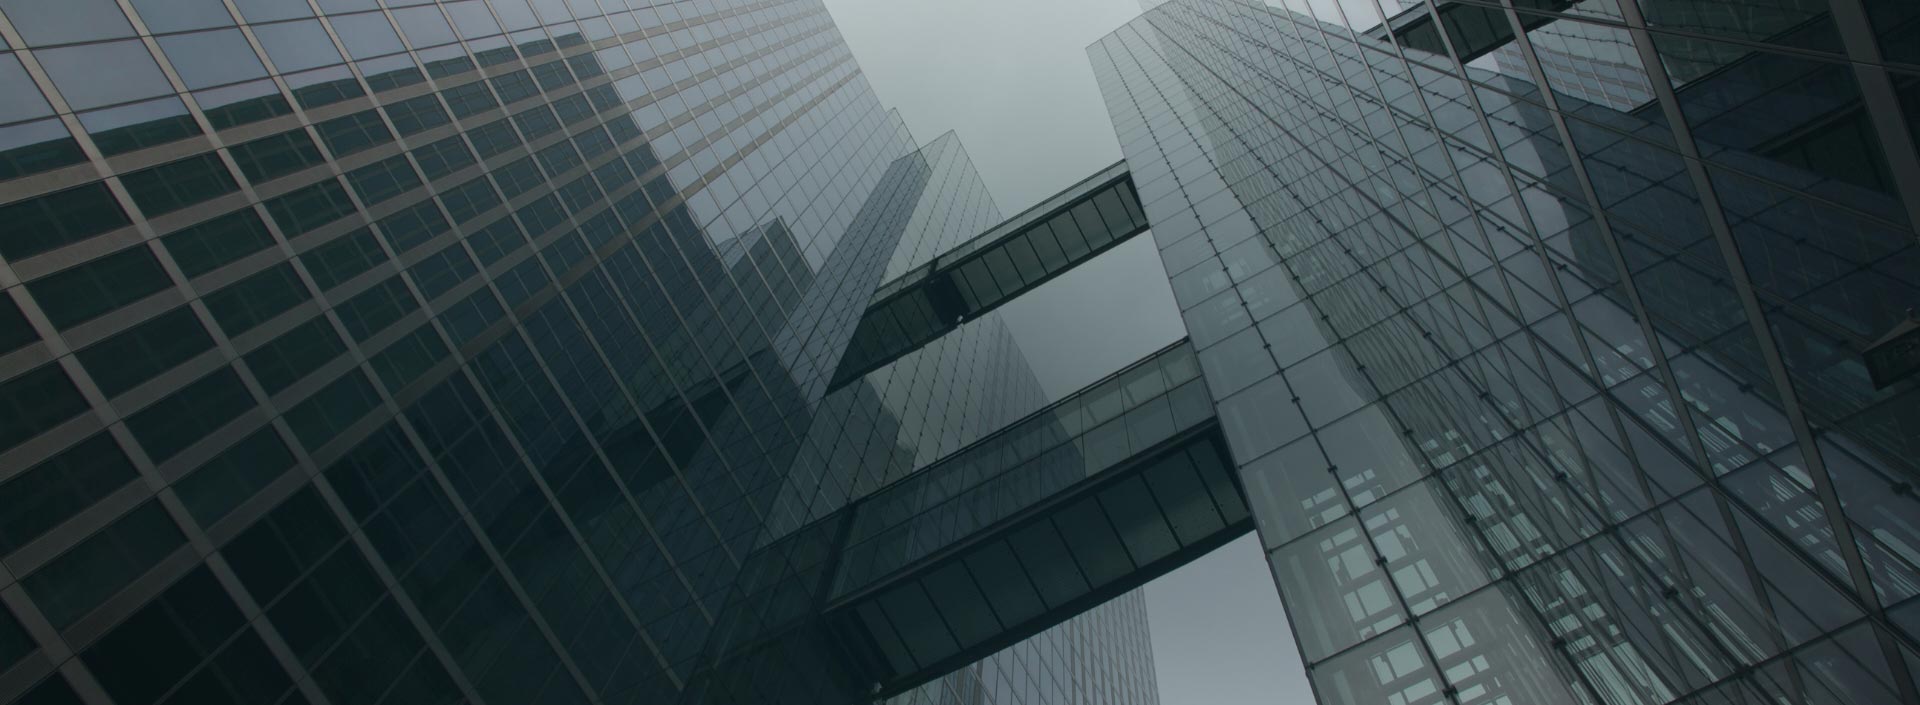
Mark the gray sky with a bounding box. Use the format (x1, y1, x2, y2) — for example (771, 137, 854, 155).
(819, 1, 1313, 702)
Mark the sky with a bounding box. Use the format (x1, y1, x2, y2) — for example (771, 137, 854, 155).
(817, 0, 1314, 702)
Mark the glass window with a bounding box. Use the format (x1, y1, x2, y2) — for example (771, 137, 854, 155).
(301, 227, 388, 290)
(330, 12, 405, 60)
(78, 98, 201, 156)
(120, 153, 239, 217)
(445, 0, 503, 39)
(195, 80, 293, 131)
(0, 433, 136, 556)
(392, 6, 459, 47)
(253, 20, 342, 73)
(441, 81, 500, 119)
(77, 307, 214, 397)
(1215, 376, 1307, 461)
(243, 315, 344, 394)
(231, 0, 311, 22)
(1197, 327, 1276, 397)
(0, 298, 36, 356)
(22, 501, 183, 629)
(384, 95, 450, 136)
(411, 135, 475, 181)
(28, 246, 172, 330)
(285, 369, 381, 449)
(286, 65, 363, 109)
(345, 154, 422, 205)
(129, 0, 234, 33)
(1286, 349, 1372, 427)
(1364, 481, 1493, 615)
(369, 324, 448, 390)
(162, 208, 277, 277)
(376, 199, 450, 254)
(228, 129, 325, 183)
(172, 427, 295, 526)
(1322, 407, 1425, 507)
(36, 40, 169, 110)
(315, 110, 392, 157)
(0, 0, 133, 45)
(203, 262, 311, 336)
(0, 118, 85, 182)
(263, 178, 358, 236)
(0, 364, 89, 453)
(0, 182, 131, 260)
(0, 54, 53, 124)
(157, 29, 267, 90)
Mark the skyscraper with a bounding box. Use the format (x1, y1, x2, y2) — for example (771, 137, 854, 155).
(0, 1, 1157, 704)
(1093, 0, 1920, 703)
(7, 0, 1920, 704)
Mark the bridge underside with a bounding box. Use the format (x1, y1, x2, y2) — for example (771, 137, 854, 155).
(684, 341, 1248, 704)
(828, 162, 1151, 392)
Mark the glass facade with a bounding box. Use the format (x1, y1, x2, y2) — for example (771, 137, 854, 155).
(1093, 0, 1920, 703)
(0, 2, 1157, 705)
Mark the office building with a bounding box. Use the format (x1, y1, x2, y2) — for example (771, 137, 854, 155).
(0, 0, 1159, 703)
(1093, 0, 1920, 702)
(8, 0, 1920, 704)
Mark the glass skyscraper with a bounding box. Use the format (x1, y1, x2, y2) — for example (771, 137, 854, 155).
(0, 0, 1157, 704)
(6, 0, 1920, 704)
(1094, 0, 1920, 702)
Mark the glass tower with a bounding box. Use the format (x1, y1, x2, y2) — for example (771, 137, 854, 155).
(0, 1, 1157, 705)
(1093, 0, 1920, 703)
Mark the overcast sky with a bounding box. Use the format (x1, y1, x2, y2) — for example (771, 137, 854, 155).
(818, 0, 1313, 702)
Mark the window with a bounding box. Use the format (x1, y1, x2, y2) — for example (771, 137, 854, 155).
(376, 200, 451, 255)
(77, 307, 215, 397)
(0, 364, 89, 453)
(124, 367, 254, 462)
(155, 29, 266, 91)
(0, 433, 137, 556)
(28, 246, 172, 330)
(439, 176, 501, 223)
(531, 60, 574, 91)
(440, 80, 499, 119)
(314, 110, 393, 158)
(512, 104, 562, 139)
(335, 276, 418, 341)
(229, 130, 326, 183)
(172, 427, 295, 526)
(384, 94, 451, 136)
(369, 324, 449, 390)
(22, 501, 184, 629)
(1, 0, 135, 45)
(301, 228, 388, 290)
(345, 155, 422, 205)
(0, 298, 36, 356)
(254, 20, 342, 73)
(285, 370, 382, 449)
(243, 315, 345, 394)
(203, 262, 311, 336)
(81, 567, 287, 704)
(492, 156, 546, 199)
(552, 93, 593, 125)
(408, 242, 477, 301)
(466, 118, 522, 159)
(0, 182, 131, 260)
(119, 153, 239, 217)
(411, 135, 476, 181)
(466, 217, 526, 265)
(536, 141, 583, 177)
(35, 41, 168, 111)
(162, 208, 277, 278)
(264, 178, 358, 237)
(489, 69, 539, 105)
